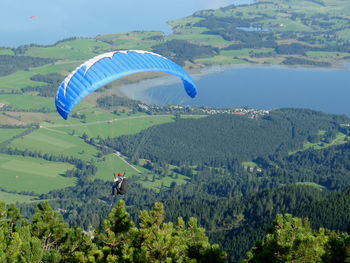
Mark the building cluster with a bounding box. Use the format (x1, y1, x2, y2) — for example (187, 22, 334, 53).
(137, 103, 270, 118)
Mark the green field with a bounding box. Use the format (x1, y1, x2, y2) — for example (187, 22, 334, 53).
(139, 172, 189, 191)
(195, 48, 277, 65)
(46, 114, 176, 138)
(0, 154, 75, 194)
(289, 131, 349, 155)
(0, 112, 58, 125)
(0, 70, 47, 91)
(96, 31, 162, 51)
(94, 154, 189, 191)
(10, 128, 100, 161)
(23, 39, 111, 60)
(169, 27, 231, 47)
(94, 154, 141, 181)
(0, 128, 26, 143)
(0, 60, 83, 91)
(196, 56, 248, 65)
(0, 49, 14, 55)
(0, 191, 35, 204)
(167, 16, 203, 27)
(303, 132, 348, 150)
(296, 182, 325, 189)
(0, 114, 21, 125)
(0, 94, 54, 110)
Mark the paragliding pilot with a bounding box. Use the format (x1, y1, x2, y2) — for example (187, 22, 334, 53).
(112, 172, 128, 196)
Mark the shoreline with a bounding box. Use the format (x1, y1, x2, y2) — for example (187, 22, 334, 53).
(119, 62, 350, 105)
(119, 64, 239, 104)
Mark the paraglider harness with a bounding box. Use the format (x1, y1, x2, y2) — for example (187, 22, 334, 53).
(112, 172, 128, 195)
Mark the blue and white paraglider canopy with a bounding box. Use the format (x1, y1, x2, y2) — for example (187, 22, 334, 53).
(55, 50, 197, 120)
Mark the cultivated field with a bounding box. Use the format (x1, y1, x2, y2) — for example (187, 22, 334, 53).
(9, 128, 100, 161)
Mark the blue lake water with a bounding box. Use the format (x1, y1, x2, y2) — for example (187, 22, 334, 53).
(0, 0, 253, 47)
(141, 65, 350, 116)
(3, 0, 347, 117)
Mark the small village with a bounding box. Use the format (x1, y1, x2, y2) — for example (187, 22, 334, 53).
(137, 103, 270, 119)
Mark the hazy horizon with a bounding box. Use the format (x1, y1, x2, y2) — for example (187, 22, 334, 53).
(0, 0, 253, 47)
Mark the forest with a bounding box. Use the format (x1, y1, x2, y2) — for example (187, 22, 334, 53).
(0, 200, 227, 262)
(4, 108, 348, 262)
(104, 108, 346, 166)
(242, 214, 350, 263)
(25, 169, 350, 262)
(3, 198, 349, 262)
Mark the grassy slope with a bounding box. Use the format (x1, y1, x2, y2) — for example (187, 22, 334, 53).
(9, 128, 100, 161)
(0, 154, 75, 195)
(95, 154, 189, 191)
(290, 131, 350, 155)
(0, 191, 35, 203)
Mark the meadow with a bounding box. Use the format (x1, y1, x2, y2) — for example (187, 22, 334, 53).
(46, 114, 176, 138)
(289, 131, 349, 155)
(9, 128, 100, 161)
(0, 128, 26, 143)
(0, 94, 53, 111)
(0, 191, 35, 204)
(0, 154, 75, 195)
(94, 154, 189, 191)
(23, 39, 111, 60)
(96, 31, 162, 51)
(0, 61, 81, 91)
(295, 182, 325, 189)
(94, 154, 141, 181)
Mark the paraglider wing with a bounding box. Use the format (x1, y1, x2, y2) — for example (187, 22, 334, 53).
(55, 50, 197, 120)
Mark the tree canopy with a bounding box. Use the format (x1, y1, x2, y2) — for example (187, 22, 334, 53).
(0, 200, 227, 263)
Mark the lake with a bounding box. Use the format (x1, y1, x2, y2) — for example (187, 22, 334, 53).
(122, 64, 350, 117)
(0, 0, 253, 47)
(4, 0, 347, 117)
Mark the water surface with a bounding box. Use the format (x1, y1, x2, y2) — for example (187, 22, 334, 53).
(128, 65, 350, 116)
(0, 0, 253, 47)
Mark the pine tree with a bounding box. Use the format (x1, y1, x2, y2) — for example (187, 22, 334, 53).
(242, 214, 334, 263)
(0, 201, 226, 262)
